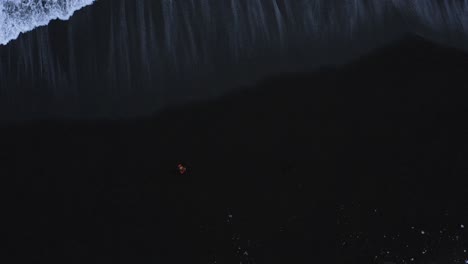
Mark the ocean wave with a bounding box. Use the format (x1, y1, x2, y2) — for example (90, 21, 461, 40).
(0, 0, 94, 45)
(1, 0, 468, 119)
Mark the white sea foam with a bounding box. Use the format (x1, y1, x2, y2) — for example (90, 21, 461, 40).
(0, 0, 95, 45)
(2, 0, 468, 47)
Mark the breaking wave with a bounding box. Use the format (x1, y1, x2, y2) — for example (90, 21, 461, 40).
(0, 0, 94, 45)
(1, 0, 468, 119)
